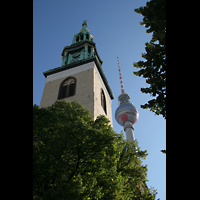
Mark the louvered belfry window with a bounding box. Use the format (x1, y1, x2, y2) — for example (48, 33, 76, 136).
(58, 77, 76, 100)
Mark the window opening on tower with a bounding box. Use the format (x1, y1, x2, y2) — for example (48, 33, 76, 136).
(101, 89, 107, 115)
(88, 46, 91, 55)
(58, 77, 76, 100)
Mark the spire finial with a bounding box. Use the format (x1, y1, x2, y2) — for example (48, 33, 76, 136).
(82, 20, 88, 27)
(117, 57, 125, 93)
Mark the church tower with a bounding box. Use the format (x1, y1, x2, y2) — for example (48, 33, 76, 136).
(40, 21, 114, 125)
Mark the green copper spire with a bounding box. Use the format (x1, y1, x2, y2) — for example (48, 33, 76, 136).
(81, 20, 88, 33)
(58, 21, 97, 68)
(72, 20, 93, 44)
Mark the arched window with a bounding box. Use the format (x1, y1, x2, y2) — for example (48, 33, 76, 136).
(101, 89, 107, 115)
(58, 77, 76, 100)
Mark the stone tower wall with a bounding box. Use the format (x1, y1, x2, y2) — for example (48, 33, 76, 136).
(40, 61, 112, 125)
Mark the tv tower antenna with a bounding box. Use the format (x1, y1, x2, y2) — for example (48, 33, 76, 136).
(117, 57, 125, 94)
(115, 57, 139, 142)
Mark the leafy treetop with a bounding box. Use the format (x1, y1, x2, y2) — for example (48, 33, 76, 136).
(133, 0, 166, 119)
(33, 100, 157, 199)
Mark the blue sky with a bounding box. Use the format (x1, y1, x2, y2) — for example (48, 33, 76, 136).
(33, 0, 166, 199)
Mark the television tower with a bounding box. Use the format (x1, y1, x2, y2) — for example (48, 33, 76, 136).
(115, 57, 139, 142)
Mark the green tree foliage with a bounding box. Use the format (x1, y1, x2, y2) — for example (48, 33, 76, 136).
(133, 0, 166, 119)
(33, 100, 157, 199)
(160, 150, 166, 154)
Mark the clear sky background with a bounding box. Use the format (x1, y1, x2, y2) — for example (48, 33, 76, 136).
(33, 0, 166, 199)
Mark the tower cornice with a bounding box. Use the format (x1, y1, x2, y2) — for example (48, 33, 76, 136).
(43, 56, 114, 100)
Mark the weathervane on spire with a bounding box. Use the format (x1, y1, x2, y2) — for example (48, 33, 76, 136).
(82, 20, 88, 27)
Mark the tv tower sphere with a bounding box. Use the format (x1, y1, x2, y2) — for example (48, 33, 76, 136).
(115, 93, 139, 127)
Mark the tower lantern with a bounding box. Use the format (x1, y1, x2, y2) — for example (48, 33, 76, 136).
(115, 57, 139, 142)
